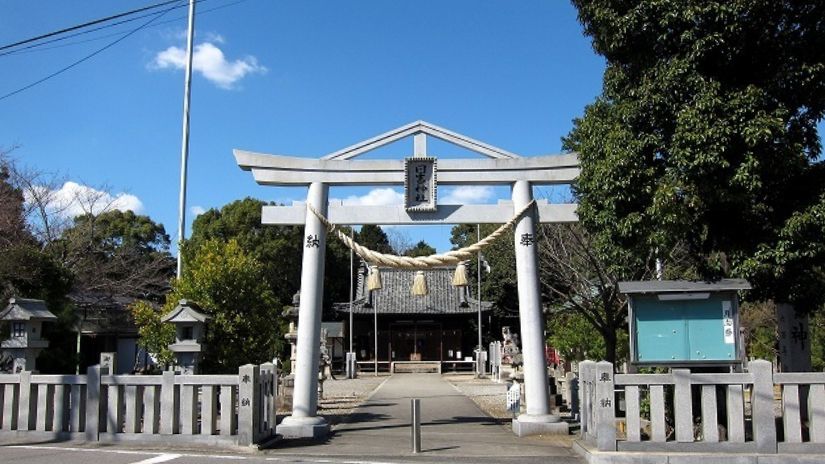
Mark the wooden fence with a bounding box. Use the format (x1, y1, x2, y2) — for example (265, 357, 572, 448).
(0, 363, 277, 447)
(580, 359, 825, 454)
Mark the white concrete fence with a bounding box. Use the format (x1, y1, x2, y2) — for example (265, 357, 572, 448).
(580, 359, 825, 454)
(0, 363, 277, 447)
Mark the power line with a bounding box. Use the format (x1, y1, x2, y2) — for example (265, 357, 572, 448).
(0, 0, 184, 52)
(2, 0, 247, 58)
(0, 2, 192, 58)
(0, 3, 181, 102)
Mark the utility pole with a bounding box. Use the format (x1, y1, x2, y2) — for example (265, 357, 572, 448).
(374, 301, 378, 376)
(477, 225, 483, 376)
(176, 0, 196, 278)
(348, 230, 355, 378)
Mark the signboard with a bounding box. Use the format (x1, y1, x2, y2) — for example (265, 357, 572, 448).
(506, 382, 521, 416)
(632, 296, 738, 363)
(404, 157, 437, 212)
(722, 301, 735, 344)
(620, 280, 749, 367)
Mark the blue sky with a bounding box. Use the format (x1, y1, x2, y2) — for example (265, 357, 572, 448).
(1, 0, 605, 253)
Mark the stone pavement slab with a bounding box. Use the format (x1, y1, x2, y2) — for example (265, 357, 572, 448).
(269, 373, 582, 463)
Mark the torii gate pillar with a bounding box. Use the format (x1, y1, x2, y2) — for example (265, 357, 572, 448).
(511, 180, 568, 436)
(276, 182, 330, 439)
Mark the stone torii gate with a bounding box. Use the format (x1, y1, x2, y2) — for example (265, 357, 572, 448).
(234, 121, 578, 438)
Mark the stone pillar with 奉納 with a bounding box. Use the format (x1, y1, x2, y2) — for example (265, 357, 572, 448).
(510, 181, 568, 437)
(276, 182, 330, 439)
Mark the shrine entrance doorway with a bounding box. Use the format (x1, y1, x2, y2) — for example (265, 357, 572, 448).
(389, 321, 443, 362)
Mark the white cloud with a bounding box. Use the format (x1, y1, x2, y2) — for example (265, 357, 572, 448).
(440, 186, 494, 204)
(150, 41, 266, 89)
(190, 206, 206, 217)
(26, 181, 143, 217)
(203, 32, 225, 44)
(336, 188, 404, 206)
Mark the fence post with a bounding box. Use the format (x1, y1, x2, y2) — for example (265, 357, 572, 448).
(595, 361, 616, 451)
(237, 364, 260, 446)
(16, 371, 32, 431)
(569, 372, 580, 420)
(673, 369, 693, 442)
(3, 380, 19, 430)
(159, 370, 177, 434)
(84, 365, 100, 441)
(578, 361, 594, 440)
(260, 362, 277, 437)
(750, 360, 777, 454)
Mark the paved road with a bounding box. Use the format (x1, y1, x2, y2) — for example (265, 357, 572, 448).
(0, 374, 582, 464)
(267, 373, 582, 463)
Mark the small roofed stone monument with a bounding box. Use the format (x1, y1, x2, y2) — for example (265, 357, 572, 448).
(162, 299, 209, 374)
(0, 297, 57, 373)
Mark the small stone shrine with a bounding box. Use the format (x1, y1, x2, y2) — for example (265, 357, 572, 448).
(162, 299, 209, 374)
(0, 297, 57, 373)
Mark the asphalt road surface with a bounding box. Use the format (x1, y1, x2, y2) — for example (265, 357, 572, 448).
(0, 444, 582, 464)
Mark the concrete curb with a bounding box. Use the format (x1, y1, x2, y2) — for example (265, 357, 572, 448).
(573, 439, 825, 464)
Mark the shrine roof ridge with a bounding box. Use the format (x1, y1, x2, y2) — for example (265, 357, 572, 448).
(332, 267, 493, 315)
(618, 279, 752, 295)
(1, 298, 57, 321)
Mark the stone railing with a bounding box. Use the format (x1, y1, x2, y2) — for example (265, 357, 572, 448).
(579, 359, 825, 454)
(0, 363, 277, 447)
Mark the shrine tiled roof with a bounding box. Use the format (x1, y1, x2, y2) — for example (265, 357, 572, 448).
(332, 267, 492, 315)
(1, 298, 57, 321)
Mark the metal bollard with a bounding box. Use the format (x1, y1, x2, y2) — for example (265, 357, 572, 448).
(411, 398, 421, 453)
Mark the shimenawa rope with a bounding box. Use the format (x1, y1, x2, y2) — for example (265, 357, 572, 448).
(306, 200, 536, 269)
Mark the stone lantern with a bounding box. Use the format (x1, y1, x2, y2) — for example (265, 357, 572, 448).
(161, 299, 209, 374)
(0, 298, 57, 373)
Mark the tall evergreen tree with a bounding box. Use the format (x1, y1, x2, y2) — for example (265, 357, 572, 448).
(356, 224, 394, 254)
(568, 1, 825, 309)
(404, 240, 436, 257)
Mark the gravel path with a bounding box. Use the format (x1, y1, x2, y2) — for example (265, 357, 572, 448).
(316, 374, 389, 425)
(445, 374, 514, 420)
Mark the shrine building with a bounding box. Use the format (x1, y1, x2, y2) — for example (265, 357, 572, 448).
(334, 265, 492, 370)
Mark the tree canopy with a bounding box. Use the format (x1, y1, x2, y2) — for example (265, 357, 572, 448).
(187, 197, 353, 315)
(0, 154, 72, 307)
(188, 198, 303, 310)
(568, 1, 825, 308)
(55, 209, 173, 301)
(403, 240, 436, 257)
(356, 224, 394, 254)
(168, 239, 285, 372)
(451, 223, 519, 320)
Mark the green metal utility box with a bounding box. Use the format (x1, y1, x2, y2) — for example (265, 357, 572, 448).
(619, 280, 750, 367)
